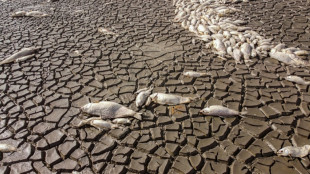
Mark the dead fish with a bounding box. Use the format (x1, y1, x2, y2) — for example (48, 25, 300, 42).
(269, 49, 306, 66)
(241, 43, 252, 62)
(233, 19, 247, 25)
(11, 11, 27, 17)
(233, 48, 242, 64)
(74, 117, 118, 130)
(227, 46, 233, 57)
(98, 27, 116, 35)
(81, 101, 142, 120)
(0, 47, 40, 65)
(294, 50, 309, 56)
(135, 87, 153, 107)
(146, 93, 196, 106)
(285, 75, 310, 85)
(26, 11, 48, 17)
(112, 118, 131, 125)
(213, 39, 226, 56)
(0, 143, 17, 153)
(183, 71, 209, 77)
(277, 145, 310, 158)
(197, 24, 209, 34)
(200, 105, 245, 117)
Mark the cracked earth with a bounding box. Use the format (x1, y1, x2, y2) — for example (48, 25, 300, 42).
(1, 0, 310, 173)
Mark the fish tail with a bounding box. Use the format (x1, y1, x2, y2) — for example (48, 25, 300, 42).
(134, 113, 142, 120)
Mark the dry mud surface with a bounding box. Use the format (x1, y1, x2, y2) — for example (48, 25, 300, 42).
(1, 0, 310, 173)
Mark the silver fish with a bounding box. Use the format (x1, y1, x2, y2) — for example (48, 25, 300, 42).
(135, 87, 153, 107)
(74, 117, 118, 130)
(233, 48, 242, 64)
(25, 11, 48, 17)
(11, 11, 27, 17)
(200, 105, 243, 117)
(112, 118, 131, 125)
(98, 27, 116, 35)
(0, 47, 39, 65)
(0, 143, 17, 153)
(183, 71, 209, 77)
(241, 43, 252, 62)
(285, 75, 310, 85)
(277, 145, 310, 158)
(213, 39, 226, 56)
(269, 49, 307, 66)
(294, 50, 309, 56)
(146, 93, 196, 106)
(81, 101, 142, 120)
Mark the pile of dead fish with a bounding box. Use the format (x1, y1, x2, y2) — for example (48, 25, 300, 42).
(172, 0, 310, 67)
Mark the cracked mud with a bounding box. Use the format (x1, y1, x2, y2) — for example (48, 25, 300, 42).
(1, 0, 310, 173)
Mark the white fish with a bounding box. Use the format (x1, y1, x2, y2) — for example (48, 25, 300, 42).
(200, 105, 244, 117)
(183, 71, 209, 77)
(74, 117, 118, 130)
(112, 118, 131, 125)
(0, 47, 40, 65)
(277, 145, 310, 158)
(197, 24, 209, 34)
(233, 48, 242, 64)
(0, 143, 17, 153)
(146, 93, 196, 106)
(241, 43, 252, 62)
(11, 11, 27, 17)
(285, 75, 310, 85)
(26, 11, 48, 17)
(98, 27, 116, 35)
(81, 101, 142, 120)
(294, 50, 309, 56)
(227, 46, 233, 57)
(269, 49, 308, 67)
(213, 39, 226, 56)
(135, 87, 153, 107)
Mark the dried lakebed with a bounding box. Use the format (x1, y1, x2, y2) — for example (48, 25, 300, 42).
(1, 0, 310, 173)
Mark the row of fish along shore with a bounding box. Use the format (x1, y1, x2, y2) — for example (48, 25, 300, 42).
(1, 0, 310, 173)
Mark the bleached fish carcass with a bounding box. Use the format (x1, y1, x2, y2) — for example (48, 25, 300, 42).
(0, 143, 17, 153)
(98, 27, 116, 35)
(112, 118, 131, 125)
(0, 47, 40, 65)
(241, 43, 252, 62)
(74, 117, 118, 130)
(135, 87, 153, 107)
(277, 145, 310, 158)
(81, 101, 142, 120)
(233, 48, 242, 64)
(146, 93, 196, 106)
(183, 71, 209, 77)
(200, 105, 243, 117)
(213, 39, 226, 56)
(26, 11, 48, 17)
(285, 75, 310, 85)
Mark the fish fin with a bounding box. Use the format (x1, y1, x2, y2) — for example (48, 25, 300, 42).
(134, 113, 142, 120)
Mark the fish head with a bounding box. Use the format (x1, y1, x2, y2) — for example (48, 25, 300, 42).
(277, 147, 291, 156)
(199, 107, 210, 115)
(285, 76, 292, 81)
(81, 103, 92, 112)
